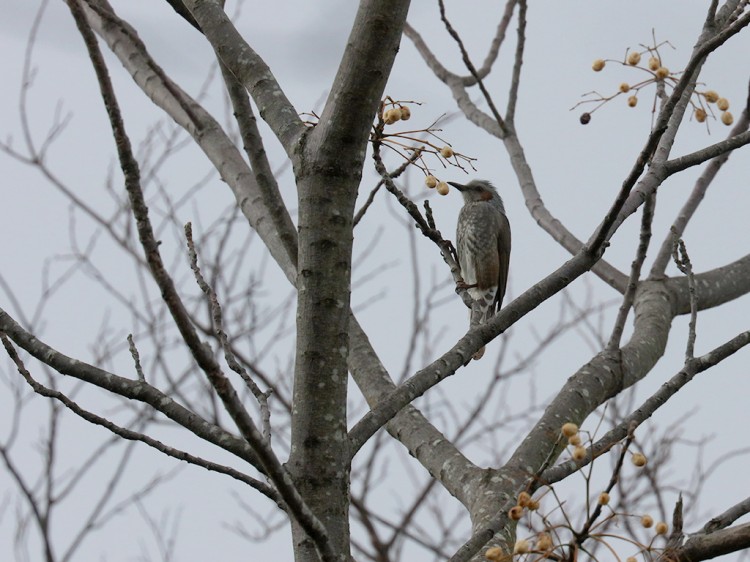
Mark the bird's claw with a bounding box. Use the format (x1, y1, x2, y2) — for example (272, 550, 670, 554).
(456, 280, 477, 290)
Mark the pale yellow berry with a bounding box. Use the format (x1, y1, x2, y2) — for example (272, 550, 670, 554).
(632, 452, 647, 467)
(648, 56, 660, 71)
(655, 67, 670, 79)
(383, 108, 402, 124)
(561, 422, 578, 437)
(399, 106, 411, 120)
(704, 90, 719, 103)
(514, 539, 530, 554)
(628, 95, 638, 108)
(484, 546, 504, 561)
(626, 558, 637, 562)
(572, 446, 587, 461)
(598, 492, 610, 506)
(518, 491, 531, 507)
(592, 59, 605, 71)
(425, 175, 438, 188)
(694, 108, 707, 123)
(717, 98, 730, 111)
(627, 51, 642, 66)
(440, 146, 454, 159)
(436, 182, 450, 196)
(655, 521, 669, 535)
(641, 514, 654, 528)
(568, 434, 582, 447)
(527, 499, 540, 511)
(619, 82, 631, 93)
(508, 505, 524, 521)
(722, 111, 734, 126)
(537, 533, 553, 551)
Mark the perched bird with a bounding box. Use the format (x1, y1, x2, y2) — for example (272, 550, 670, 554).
(448, 180, 511, 360)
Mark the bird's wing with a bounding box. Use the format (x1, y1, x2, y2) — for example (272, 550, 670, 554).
(494, 212, 511, 312)
(456, 208, 476, 286)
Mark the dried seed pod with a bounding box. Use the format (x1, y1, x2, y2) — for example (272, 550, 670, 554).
(722, 111, 734, 126)
(508, 505, 524, 521)
(592, 59, 605, 71)
(627, 95, 638, 108)
(694, 108, 707, 123)
(425, 175, 438, 188)
(704, 90, 719, 103)
(514, 539, 530, 554)
(568, 434, 582, 446)
(537, 533, 553, 551)
(717, 98, 730, 111)
(619, 82, 631, 93)
(436, 181, 450, 196)
(598, 492, 610, 506)
(655, 67, 670, 79)
(632, 452, 647, 467)
(440, 146, 455, 158)
(572, 446, 587, 461)
(580, 112, 592, 125)
(399, 106, 411, 120)
(484, 546, 504, 561)
(561, 422, 578, 437)
(383, 108, 402, 124)
(518, 491, 531, 507)
(627, 51, 641, 65)
(655, 521, 669, 535)
(648, 56, 660, 71)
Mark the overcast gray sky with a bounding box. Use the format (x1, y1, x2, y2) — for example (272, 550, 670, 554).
(1, 2, 749, 560)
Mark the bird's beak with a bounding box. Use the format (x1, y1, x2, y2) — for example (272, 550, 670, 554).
(447, 181, 465, 191)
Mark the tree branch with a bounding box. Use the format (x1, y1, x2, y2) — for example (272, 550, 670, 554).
(1, 333, 283, 507)
(181, 0, 306, 153)
(64, 4, 337, 558)
(607, 193, 655, 351)
(542, 329, 750, 485)
(671, 522, 750, 561)
(81, 0, 298, 283)
(651, 91, 750, 277)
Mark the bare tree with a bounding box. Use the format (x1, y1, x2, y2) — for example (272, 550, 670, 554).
(2, 1, 750, 561)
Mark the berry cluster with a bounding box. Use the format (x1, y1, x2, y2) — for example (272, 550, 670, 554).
(575, 39, 733, 128)
(372, 97, 477, 196)
(484, 422, 672, 561)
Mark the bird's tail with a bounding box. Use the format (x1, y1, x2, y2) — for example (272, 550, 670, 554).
(468, 287, 498, 360)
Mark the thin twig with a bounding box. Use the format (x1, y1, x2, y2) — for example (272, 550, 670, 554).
(607, 193, 655, 350)
(184, 222, 273, 443)
(353, 147, 422, 227)
(651, 88, 750, 277)
(0, 333, 284, 507)
(572, 427, 636, 548)
(370, 128, 471, 311)
(660, 495, 685, 560)
(126, 334, 145, 381)
(671, 235, 698, 360)
(438, 0, 508, 135)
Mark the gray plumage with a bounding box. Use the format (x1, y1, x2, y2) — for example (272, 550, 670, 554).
(449, 180, 511, 359)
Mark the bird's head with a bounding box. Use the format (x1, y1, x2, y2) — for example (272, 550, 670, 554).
(448, 179, 505, 213)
